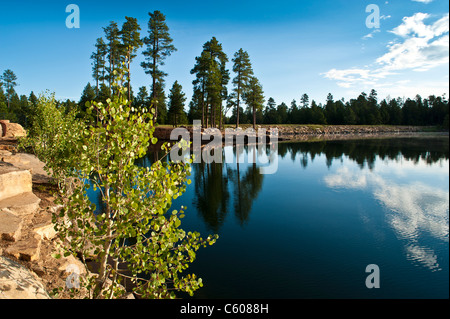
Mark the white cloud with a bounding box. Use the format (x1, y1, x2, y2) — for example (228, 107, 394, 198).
(323, 67, 395, 88)
(376, 34, 449, 72)
(322, 12, 449, 96)
(378, 13, 449, 72)
(389, 12, 433, 37)
(323, 166, 368, 189)
(412, 0, 433, 3)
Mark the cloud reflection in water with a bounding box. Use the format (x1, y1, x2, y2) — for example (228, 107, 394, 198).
(324, 160, 449, 271)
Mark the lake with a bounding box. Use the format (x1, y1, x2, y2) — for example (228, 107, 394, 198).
(162, 134, 449, 299)
(89, 133, 449, 299)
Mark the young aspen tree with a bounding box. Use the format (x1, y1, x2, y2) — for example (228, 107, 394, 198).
(26, 65, 218, 299)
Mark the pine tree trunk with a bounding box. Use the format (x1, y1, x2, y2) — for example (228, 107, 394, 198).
(152, 76, 157, 124)
(212, 103, 216, 128)
(205, 102, 209, 128)
(109, 54, 113, 95)
(128, 49, 132, 106)
(236, 83, 241, 129)
(96, 55, 99, 97)
(152, 39, 159, 124)
(220, 104, 223, 130)
(211, 103, 214, 128)
(201, 84, 205, 129)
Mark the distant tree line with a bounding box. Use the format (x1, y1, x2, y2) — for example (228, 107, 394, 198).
(223, 90, 449, 129)
(0, 69, 77, 129)
(1, 10, 448, 130)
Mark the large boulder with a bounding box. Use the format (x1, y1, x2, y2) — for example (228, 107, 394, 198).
(0, 120, 26, 138)
(1, 153, 52, 184)
(0, 210, 23, 242)
(0, 163, 33, 202)
(0, 120, 6, 137)
(0, 256, 50, 299)
(5, 234, 42, 262)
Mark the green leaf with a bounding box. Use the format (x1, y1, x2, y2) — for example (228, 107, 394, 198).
(52, 253, 61, 259)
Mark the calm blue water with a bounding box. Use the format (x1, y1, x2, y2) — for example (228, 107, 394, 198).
(167, 135, 449, 299)
(88, 135, 449, 299)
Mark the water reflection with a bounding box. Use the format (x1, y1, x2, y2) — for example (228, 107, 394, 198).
(184, 136, 448, 237)
(324, 148, 449, 271)
(229, 162, 264, 226)
(186, 136, 449, 273)
(376, 179, 449, 271)
(93, 135, 448, 298)
(192, 161, 230, 233)
(283, 136, 449, 169)
(191, 145, 266, 232)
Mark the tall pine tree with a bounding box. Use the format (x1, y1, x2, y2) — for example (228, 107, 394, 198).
(191, 51, 210, 128)
(232, 49, 253, 128)
(121, 17, 143, 104)
(243, 76, 264, 130)
(191, 38, 229, 129)
(167, 80, 187, 127)
(141, 11, 176, 123)
(103, 21, 122, 92)
(151, 80, 168, 124)
(91, 38, 107, 95)
(0, 69, 18, 110)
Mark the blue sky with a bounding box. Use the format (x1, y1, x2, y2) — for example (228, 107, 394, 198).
(0, 0, 448, 110)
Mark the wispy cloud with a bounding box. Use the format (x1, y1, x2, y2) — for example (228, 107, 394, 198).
(362, 29, 381, 40)
(324, 166, 368, 189)
(322, 12, 449, 94)
(412, 0, 433, 3)
(362, 15, 390, 40)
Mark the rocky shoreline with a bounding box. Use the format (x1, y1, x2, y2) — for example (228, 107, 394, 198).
(265, 124, 423, 136)
(1, 137, 86, 299)
(154, 124, 428, 142)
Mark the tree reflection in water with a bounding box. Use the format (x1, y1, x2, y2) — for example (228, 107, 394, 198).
(284, 136, 449, 170)
(191, 144, 265, 232)
(138, 135, 448, 234)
